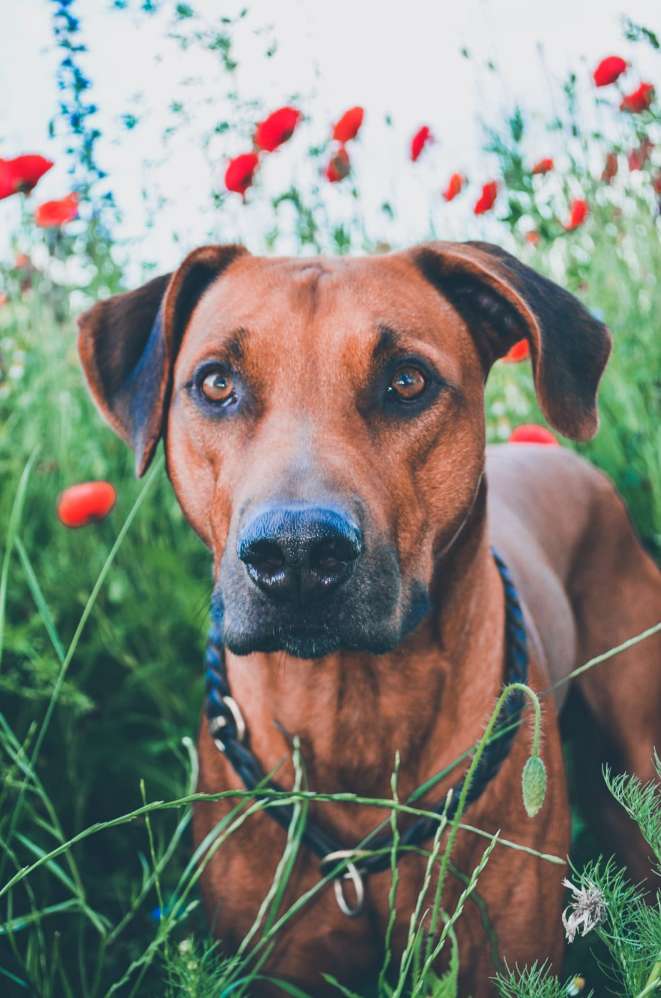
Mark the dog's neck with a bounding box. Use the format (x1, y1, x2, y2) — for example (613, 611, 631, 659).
(224, 488, 505, 801)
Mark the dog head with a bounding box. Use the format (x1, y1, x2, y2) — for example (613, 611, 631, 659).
(78, 242, 610, 658)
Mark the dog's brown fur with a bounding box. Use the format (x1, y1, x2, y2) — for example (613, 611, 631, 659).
(78, 243, 661, 996)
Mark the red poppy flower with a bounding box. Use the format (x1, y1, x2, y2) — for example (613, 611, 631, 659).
(502, 338, 530, 363)
(325, 146, 351, 183)
(592, 56, 627, 87)
(410, 126, 432, 162)
(473, 180, 498, 215)
(653, 171, 661, 196)
(531, 157, 553, 176)
(0, 292, 7, 307)
(442, 172, 464, 202)
(225, 153, 259, 195)
(509, 424, 559, 446)
(564, 198, 589, 231)
(57, 481, 116, 528)
(627, 137, 654, 171)
(620, 82, 655, 113)
(332, 107, 364, 143)
(254, 107, 301, 152)
(601, 152, 618, 183)
(0, 154, 53, 200)
(35, 193, 78, 228)
(525, 231, 540, 246)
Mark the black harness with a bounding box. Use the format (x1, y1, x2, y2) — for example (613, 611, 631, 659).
(204, 550, 528, 915)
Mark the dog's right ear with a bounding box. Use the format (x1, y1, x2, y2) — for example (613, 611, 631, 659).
(77, 244, 247, 476)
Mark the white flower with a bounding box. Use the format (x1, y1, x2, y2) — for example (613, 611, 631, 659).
(562, 878, 606, 943)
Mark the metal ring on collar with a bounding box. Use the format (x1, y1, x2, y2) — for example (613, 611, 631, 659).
(209, 696, 246, 750)
(320, 851, 365, 917)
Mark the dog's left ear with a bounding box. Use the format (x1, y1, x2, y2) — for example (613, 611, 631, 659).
(411, 240, 612, 440)
(78, 244, 247, 475)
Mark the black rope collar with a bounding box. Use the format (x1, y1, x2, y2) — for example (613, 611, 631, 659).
(204, 550, 528, 916)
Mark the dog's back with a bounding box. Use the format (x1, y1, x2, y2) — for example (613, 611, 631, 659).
(488, 440, 661, 882)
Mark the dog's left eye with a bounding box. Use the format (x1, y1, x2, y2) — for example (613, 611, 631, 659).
(386, 365, 428, 402)
(199, 368, 236, 405)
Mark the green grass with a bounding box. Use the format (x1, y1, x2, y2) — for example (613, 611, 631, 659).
(0, 205, 659, 995)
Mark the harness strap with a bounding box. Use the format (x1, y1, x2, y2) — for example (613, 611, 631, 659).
(204, 551, 529, 914)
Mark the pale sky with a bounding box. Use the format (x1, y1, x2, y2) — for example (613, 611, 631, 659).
(1, 0, 659, 275)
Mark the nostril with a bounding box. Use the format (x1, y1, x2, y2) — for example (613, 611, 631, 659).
(311, 536, 360, 573)
(240, 539, 285, 573)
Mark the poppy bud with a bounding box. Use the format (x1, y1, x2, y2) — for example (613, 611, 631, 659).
(35, 193, 78, 228)
(592, 55, 627, 87)
(509, 424, 559, 446)
(225, 153, 259, 195)
(410, 126, 432, 162)
(521, 755, 547, 817)
(442, 172, 464, 202)
(0, 154, 54, 200)
(620, 82, 654, 113)
(565, 198, 588, 231)
(332, 107, 364, 143)
(326, 146, 350, 183)
(254, 107, 301, 152)
(473, 180, 498, 215)
(502, 339, 530, 363)
(531, 157, 553, 175)
(601, 152, 618, 183)
(58, 481, 116, 528)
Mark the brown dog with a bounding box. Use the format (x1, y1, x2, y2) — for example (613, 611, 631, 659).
(78, 242, 661, 996)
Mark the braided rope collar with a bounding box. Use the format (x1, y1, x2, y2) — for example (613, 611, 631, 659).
(204, 550, 528, 916)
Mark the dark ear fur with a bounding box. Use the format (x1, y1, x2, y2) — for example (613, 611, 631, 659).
(413, 240, 612, 440)
(78, 244, 246, 475)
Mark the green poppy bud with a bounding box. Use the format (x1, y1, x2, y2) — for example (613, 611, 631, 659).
(522, 755, 547, 817)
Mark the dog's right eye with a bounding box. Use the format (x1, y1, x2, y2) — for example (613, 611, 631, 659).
(199, 368, 235, 405)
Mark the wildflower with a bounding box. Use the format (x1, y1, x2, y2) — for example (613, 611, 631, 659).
(653, 171, 661, 195)
(410, 125, 432, 162)
(525, 231, 540, 246)
(442, 172, 464, 202)
(332, 106, 364, 143)
(601, 151, 618, 183)
(57, 481, 116, 528)
(0, 154, 54, 199)
(225, 153, 259, 195)
(35, 193, 78, 228)
(509, 424, 558, 446)
(502, 338, 529, 362)
(473, 180, 498, 215)
(565, 198, 588, 231)
(0, 292, 7, 307)
(326, 145, 350, 183)
(562, 878, 606, 943)
(627, 137, 654, 171)
(254, 107, 301, 152)
(592, 55, 627, 87)
(567, 978, 586, 997)
(531, 157, 553, 175)
(620, 82, 654, 113)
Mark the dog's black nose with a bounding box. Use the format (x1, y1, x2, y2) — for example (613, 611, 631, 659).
(238, 505, 363, 605)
